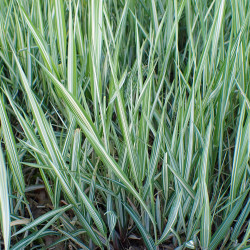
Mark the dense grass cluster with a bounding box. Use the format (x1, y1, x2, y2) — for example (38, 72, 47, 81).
(0, 0, 249, 249)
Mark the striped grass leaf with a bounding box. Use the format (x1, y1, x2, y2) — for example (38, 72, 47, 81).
(13, 204, 73, 236)
(213, 11, 249, 166)
(3, 88, 56, 202)
(106, 194, 117, 240)
(9, 43, 70, 178)
(148, 123, 163, 179)
(15, 209, 73, 249)
(36, 59, 156, 225)
(89, 48, 108, 149)
(47, 158, 107, 239)
(11, 230, 60, 250)
(236, 221, 250, 250)
(164, 141, 195, 199)
(167, 163, 195, 199)
(73, 208, 103, 247)
(157, 0, 186, 84)
(65, 0, 78, 170)
(54, 0, 66, 73)
(36, 0, 44, 36)
(67, 0, 77, 98)
(235, 79, 250, 109)
(123, 202, 156, 250)
(47, 0, 59, 67)
(156, 194, 162, 235)
(157, 191, 183, 245)
(236, 113, 250, 172)
(103, 29, 140, 188)
(141, 64, 160, 119)
(62, 119, 76, 158)
(89, 0, 103, 84)
(230, 102, 246, 202)
(10, 45, 107, 238)
(201, 186, 211, 249)
(88, 0, 103, 128)
(143, 101, 166, 200)
(0, 96, 25, 196)
(209, 188, 250, 250)
(73, 0, 85, 64)
(13, 6, 25, 63)
(81, 176, 116, 197)
(68, 171, 107, 237)
(70, 128, 81, 186)
(46, 229, 86, 248)
(18, 4, 58, 76)
(186, 191, 201, 240)
(193, 0, 226, 91)
(53, 228, 89, 250)
(231, 198, 250, 241)
(162, 153, 169, 202)
(200, 121, 212, 248)
(185, 88, 194, 181)
(0, 146, 10, 250)
(3, 87, 53, 165)
(150, 0, 159, 34)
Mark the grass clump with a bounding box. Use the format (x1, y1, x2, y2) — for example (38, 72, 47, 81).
(0, 0, 249, 249)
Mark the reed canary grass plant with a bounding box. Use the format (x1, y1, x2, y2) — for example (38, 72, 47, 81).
(0, 0, 249, 249)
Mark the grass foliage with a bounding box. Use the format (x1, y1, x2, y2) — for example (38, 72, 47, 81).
(0, 0, 249, 249)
